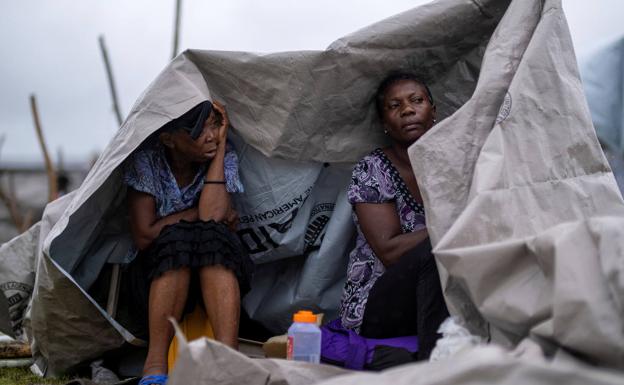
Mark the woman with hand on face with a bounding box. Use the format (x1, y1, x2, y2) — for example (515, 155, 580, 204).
(123, 101, 252, 385)
(339, 72, 449, 360)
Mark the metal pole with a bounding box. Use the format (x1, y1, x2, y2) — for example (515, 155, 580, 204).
(172, 0, 182, 59)
(98, 35, 123, 126)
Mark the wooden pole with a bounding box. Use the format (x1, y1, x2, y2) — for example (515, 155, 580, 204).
(8, 173, 32, 231)
(98, 35, 123, 126)
(30, 94, 58, 202)
(0, 184, 25, 231)
(0, 340, 32, 359)
(0, 135, 29, 232)
(20, 209, 33, 233)
(172, 0, 182, 59)
(57, 147, 65, 172)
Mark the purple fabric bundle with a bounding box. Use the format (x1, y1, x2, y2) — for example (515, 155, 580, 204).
(320, 319, 418, 370)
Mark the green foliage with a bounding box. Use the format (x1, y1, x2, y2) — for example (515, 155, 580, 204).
(0, 366, 71, 385)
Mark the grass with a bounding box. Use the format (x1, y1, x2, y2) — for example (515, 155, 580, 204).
(0, 367, 72, 385)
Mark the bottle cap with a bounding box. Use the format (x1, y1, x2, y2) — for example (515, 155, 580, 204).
(293, 310, 317, 323)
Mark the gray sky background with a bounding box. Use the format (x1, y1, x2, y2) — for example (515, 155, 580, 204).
(1, 0, 623, 165)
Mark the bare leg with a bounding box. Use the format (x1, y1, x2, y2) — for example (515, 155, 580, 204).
(143, 267, 191, 376)
(199, 265, 240, 349)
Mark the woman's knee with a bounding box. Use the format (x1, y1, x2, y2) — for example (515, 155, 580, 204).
(152, 266, 192, 282)
(199, 264, 233, 275)
(198, 265, 238, 286)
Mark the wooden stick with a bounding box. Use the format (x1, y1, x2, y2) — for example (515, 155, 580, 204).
(0, 134, 31, 232)
(20, 209, 34, 233)
(8, 173, 24, 229)
(8, 173, 19, 210)
(57, 146, 65, 172)
(98, 35, 123, 126)
(0, 184, 24, 231)
(172, 0, 182, 59)
(30, 94, 58, 202)
(0, 173, 33, 233)
(0, 340, 32, 359)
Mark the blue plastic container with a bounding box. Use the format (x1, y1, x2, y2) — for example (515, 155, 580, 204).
(287, 310, 321, 363)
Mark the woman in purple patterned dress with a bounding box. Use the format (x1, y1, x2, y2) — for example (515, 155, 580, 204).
(124, 101, 253, 385)
(339, 72, 449, 360)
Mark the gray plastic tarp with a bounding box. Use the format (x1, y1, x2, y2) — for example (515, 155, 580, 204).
(410, 0, 624, 370)
(167, 0, 624, 382)
(168, 337, 624, 385)
(0, 0, 511, 375)
(1, 0, 623, 381)
(167, 330, 349, 385)
(0, 222, 40, 341)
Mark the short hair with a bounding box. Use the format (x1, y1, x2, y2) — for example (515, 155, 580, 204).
(375, 72, 434, 119)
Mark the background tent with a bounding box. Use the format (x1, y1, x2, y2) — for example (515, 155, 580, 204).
(579, 37, 624, 192)
(1, 0, 623, 380)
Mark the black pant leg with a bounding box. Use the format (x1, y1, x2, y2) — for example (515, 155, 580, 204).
(359, 247, 420, 338)
(359, 239, 449, 360)
(415, 245, 449, 360)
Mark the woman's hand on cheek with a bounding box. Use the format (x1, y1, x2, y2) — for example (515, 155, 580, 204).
(212, 101, 229, 147)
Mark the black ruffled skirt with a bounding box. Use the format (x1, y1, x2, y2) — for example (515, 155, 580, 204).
(128, 220, 253, 320)
(146, 220, 253, 293)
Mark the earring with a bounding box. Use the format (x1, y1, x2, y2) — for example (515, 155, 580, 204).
(383, 129, 388, 134)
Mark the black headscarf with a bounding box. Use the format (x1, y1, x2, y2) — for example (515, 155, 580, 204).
(162, 100, 213, 140)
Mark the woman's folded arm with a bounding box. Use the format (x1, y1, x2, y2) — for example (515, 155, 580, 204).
(354, 202, 428, 267)
(127, 188, 198, 250)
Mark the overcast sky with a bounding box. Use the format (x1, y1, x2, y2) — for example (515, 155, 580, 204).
(1, 0, 623, 165)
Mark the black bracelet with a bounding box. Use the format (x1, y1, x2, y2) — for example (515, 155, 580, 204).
(204, 180, 226, 184)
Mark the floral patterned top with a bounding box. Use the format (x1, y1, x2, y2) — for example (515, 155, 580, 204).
(339, 148, 426, 332)
(123, 139, 244, 219)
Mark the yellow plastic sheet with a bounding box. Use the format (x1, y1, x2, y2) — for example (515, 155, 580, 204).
(168, 305, 214, 372)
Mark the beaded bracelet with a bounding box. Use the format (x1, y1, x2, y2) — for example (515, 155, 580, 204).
(204, 180, 226, 184)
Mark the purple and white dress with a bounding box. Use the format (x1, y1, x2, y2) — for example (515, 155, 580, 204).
(339, 148, 426, 332)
